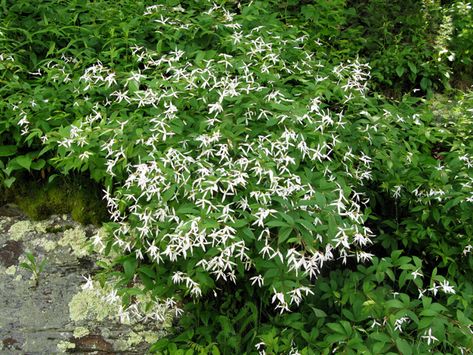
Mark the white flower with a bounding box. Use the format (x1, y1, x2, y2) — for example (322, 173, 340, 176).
(392, 185, 402, 199)
(172, 271, 183, 284)
(126, 70, 146, 83)
(259, 242, 274, 259)
(79, 151, 93, 161)
(190, 284, 202, 298)
(428, 283, 440, 296)
(439, 279, 455, 294)
(81, 275, 94, 290)
(370, 319, 381, 329)
(421, 328, 438, 346)
(255, 341, 265, 352)
(118, 305, 131, 323)
(252, 208, 277, 227)
(411, 268, 423, 280)
(208, 101, 223, 115)
(462, 245, 473, 256)
(394, 316, 409, 332)
(356, 251, 374, 263)
(271, 289, 290, 313)
(231, 31, 243, 45)
(250, 275, 264, 287)
(104, 289, 120, 304)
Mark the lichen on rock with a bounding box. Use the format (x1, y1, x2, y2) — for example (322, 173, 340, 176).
(67, 278, 176, 352)
(8, 221, 34, 240)
(114, 329, 165, 352)
(5, 265, 16, 275)
(69, 287, 118, 322)
(31, 238, 57, 252)
(59, 226, 91, 258)
(73, 326, 90, 338)
(57, 340, 76, 353)
(34, 221, 49, 234)
(1, 212, 176, 353)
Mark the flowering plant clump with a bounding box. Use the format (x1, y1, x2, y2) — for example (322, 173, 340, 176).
(46, 2, 377, 312)
(1, 0, 473, 353)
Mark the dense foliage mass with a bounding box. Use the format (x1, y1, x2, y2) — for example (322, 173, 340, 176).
(1, 0, 473, 353)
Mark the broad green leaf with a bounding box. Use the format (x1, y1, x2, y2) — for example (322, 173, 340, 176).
(396, 66, 405, 77)
(3, 177, 15, 188)
(123, 256, 137, 279)
(0, 145, 17, 157)
(407, 61, 417, 74)
(326, 322, 346, 335)
(266, 220, 289, 228)
(278, 227, 292, 245)
(31, 159, 46, 170)
(396, 338, 412, 355)
(15, 155, 32, 171)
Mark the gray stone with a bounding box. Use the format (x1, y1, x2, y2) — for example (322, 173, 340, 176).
(0, 208, 171, 354)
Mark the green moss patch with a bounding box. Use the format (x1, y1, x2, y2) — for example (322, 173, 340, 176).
(2, 174, 108, 225)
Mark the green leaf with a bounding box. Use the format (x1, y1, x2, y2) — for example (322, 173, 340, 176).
(278, 227, 292, 245)
(19, 262, 33, 272)
(26, 252, 35, 263)
(340, 320, 352, 336)
(370, 332, 391, 343)
(399, 270, 408, 288)
(31, 159, 46, 170)
(149, 338, 169, 352)
(327, 322, 346, 334)
(420, 77, 431, 91)
(279, 212, 295, 226)
(124, 287, 144, 296)
(217, 315, 235, 335)
(3, 177, 16, 188)
(325, 333, 347, 343)
(396, 338, 412, 355)
(48, 174, 59, 183)
(407, 61, 417, 74)
(195, 50, 206, 65)
(266, 220, 289, 228)
(15, 155, 32, 171)
(123, 256, 137, 279)
(296, 218, 316, 232)
(385, 299, 404, 309)
(444, 196, 464, 211)
(140, 273, 154, 289)
(38, 258, 47, 273)
(386, 268, 395, 281)
(372, 342, 386, 353)
(270, 102, 292, 111)
(0, 145, 17, 157)
(162, 184, 177, 202)
(138, 266, 155, 278)
(396, 66, 405, 77)
(310, 306, 327, 318)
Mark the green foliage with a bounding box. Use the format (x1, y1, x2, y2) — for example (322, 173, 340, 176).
(370, 92, 473, 270)
(449, 1, 473, 87)
(345, 0, 449, 97)
(150, 249, 473, 354)
(0, 0, 472, 354)
(19, 252, 47, 287)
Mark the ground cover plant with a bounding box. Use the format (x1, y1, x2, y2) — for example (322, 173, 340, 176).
(1, 0, 472, 353)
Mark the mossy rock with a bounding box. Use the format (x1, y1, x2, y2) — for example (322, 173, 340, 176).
(2, 173, 108, 225)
